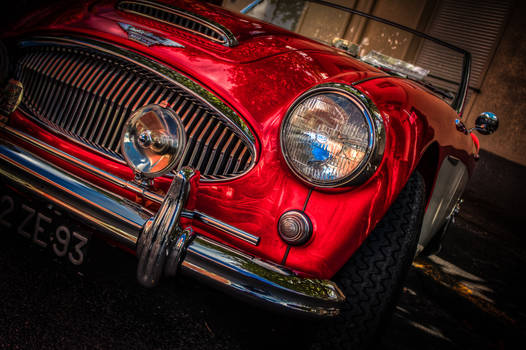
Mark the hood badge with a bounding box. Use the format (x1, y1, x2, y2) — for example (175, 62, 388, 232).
(119, 23, 184, 48)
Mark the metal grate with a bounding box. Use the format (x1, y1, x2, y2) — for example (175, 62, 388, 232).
(117, 0, 237, 47)
(15, 45, 254, 180)
(416, 0, 512, 102)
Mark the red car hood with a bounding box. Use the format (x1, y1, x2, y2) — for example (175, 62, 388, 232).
(7, 0, 359, 63)
(5, 0, 385, 131)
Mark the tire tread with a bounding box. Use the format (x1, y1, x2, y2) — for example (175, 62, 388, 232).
(315, 173, 426, 349)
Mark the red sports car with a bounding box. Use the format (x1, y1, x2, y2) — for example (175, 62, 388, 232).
(0, 0, 498, 347)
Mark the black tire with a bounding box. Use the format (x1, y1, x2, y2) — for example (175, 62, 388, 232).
(314, 172, 426, 349)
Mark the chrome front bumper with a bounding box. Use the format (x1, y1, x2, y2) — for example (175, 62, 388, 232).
(0, 126, 345, 317)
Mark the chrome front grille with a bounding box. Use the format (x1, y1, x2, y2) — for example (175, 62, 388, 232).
(15, 43, 255, 180)
(117, 0, 237, 47)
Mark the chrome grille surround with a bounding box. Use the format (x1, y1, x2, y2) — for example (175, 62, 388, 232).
(117, 0, 238, 47)
(15, 37, 256, 181)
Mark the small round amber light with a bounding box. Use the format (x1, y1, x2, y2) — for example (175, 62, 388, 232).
(278, 210, 312, 245)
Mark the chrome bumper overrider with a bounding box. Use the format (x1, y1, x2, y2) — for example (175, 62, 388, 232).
(0, 130, 345, 317)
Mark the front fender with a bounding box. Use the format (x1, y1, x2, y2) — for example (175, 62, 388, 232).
(285, 77, 476, 278)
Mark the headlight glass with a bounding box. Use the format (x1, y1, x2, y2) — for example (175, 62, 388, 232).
(122, 104, 186, 178)
(281, 90, 376, 187)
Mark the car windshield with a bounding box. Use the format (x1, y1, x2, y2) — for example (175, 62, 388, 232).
(222, 0, 471, 114)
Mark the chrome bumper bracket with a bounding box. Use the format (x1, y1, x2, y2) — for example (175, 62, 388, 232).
(136, 167, 197, 287)
(0, 135, 345, 317)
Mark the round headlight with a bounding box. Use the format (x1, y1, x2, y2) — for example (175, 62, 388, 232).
(280, 85, 384, 187)
(122, 104, 186, 178)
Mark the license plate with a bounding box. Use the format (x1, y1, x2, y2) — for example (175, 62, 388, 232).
(0, 194, 90, 266)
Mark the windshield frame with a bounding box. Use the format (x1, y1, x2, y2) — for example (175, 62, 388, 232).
(241, 0, 472, 115)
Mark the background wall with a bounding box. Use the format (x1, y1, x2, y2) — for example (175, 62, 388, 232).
(463, 0, 526, 166)
(461, 0, 526, 224)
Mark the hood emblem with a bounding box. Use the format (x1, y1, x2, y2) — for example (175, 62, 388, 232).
(118, 23, 184, 48)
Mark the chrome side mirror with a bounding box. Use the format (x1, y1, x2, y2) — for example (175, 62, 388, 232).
(473, 112, 498, 135)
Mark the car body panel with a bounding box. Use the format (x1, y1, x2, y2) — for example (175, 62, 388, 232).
(1, 0, 477, 279)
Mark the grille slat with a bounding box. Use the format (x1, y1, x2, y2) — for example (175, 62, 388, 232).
(116, 79, 145, 135)
(184, 107, 204, 134)
(33, 53, 59, 115)
(188, 117, 215, 168)
(25, 56, 44, 108)
(196, 120, 221, 172)
(225, 139, 242, 174)
(103, 75, 139, 148)
(55, 55, 88, 127)
(41, 54, 69, 118)
(214, 132, 235, 176)
(151, 85, 166, 106)
(130, 81, 152, 112)
(90, 72, 126, 142)
(16, 45, 254, 180)
(80, 65, 117, 139)
(68, 62, 106, 133)
(233, 147, 248, 174)
(204, 127, 228, 175)
(97, 72, 132, 145)
(18, 54, 36, 89)
(52, 55, 82, 125)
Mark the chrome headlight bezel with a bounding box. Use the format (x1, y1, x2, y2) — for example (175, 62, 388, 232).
(280, 83, 386, 188)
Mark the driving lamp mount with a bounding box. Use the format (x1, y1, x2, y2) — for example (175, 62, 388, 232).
(121, 104, 199, 286)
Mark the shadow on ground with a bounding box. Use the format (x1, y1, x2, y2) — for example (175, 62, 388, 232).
(380, 197, 526, 349)
(0, 195, 524, 349)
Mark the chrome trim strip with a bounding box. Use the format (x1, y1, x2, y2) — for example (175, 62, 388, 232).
(194, 211, 260, 246)
(118, 0, 238, 47)
(3, 124, 164, 203)
(182, 235, 344, 316)
(17, 37, 257, 182)
(0, 140, 150, 248)
(2, 124, 260, 246)
(0, 139, 344, 316)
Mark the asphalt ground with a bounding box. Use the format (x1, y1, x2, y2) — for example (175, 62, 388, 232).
(0, 196, 524, 350)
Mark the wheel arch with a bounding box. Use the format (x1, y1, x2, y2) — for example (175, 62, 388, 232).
(415, 141, 440, 207)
